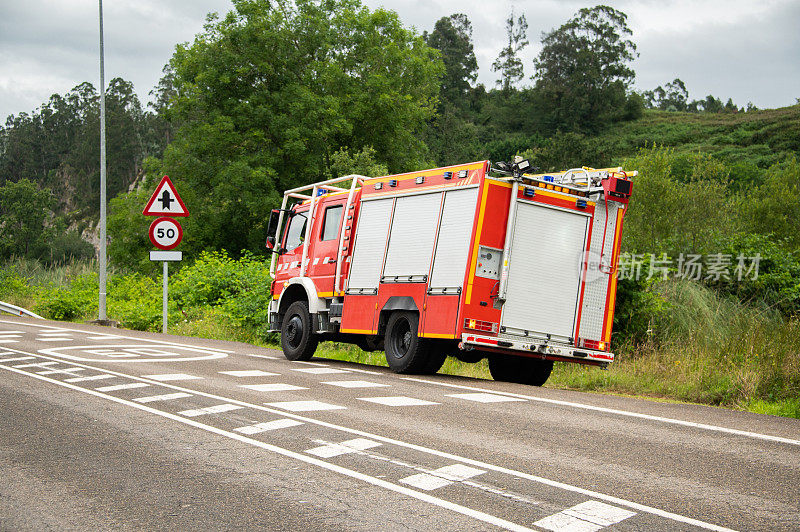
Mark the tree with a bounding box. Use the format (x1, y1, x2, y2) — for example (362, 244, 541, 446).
(647, 78, 689, 111)
(0, 179, 55, 258)
(159, 0, 443, 255)
(492, 9, 529, 92)
(532, 5, 639, 132)
(424, 14, 478, 108)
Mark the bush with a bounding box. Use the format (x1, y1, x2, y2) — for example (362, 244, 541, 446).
(35, 273, 98, 320)
(108, 274, 165, 331)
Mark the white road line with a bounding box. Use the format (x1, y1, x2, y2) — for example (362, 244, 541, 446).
(37, 367, 86, 375)
(0, 356, 35, 363)
(358, 396, 439, 407)
(400, 473, 452, 491)
(399, 464, 486, 492)
(13, 361, 59, 368)
(306, 438, 382, 458)
(87, 335, 124, 340)
(95, 383, 150, 392)
(219, 370, 279, 377)
(0, 330, 25, 334)
(240, 383, 307, 392)
(291, 360, 328, 366)
(234, 419, 304, 434)
(0, 319, 234, 354)
(0, 347, 739, 532)
(141, 373, 202, 382)
(434, 464, 486, 482)
(535, 500, 636, 531)
(64, 374, 115, 383)
(291, 367, 349, 375)
(37, 337, 74, 342)
(266, 400, 346, 412)
(0, 339, 20, 344)
(134, 392, 193, 403)
(179, 404, 243, 417)
(447, 392, 526, 403)
(244, 353, 279, 360)
(322, 380, 390, 389)
(345, 367, 384, 375)
(403, 377, 800, 447)
(0, 362, 540, 532)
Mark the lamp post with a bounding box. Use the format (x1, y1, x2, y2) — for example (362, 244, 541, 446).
(98, 0, 107, 321)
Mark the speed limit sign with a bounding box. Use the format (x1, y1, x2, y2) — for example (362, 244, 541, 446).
(148, 217, 183, 250)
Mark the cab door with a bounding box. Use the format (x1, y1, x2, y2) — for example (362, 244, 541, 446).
(305, 196, 345, 294)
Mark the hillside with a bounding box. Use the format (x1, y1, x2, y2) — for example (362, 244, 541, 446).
(598, 105, 800, 168)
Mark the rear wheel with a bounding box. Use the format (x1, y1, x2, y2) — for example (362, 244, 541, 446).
(488, 355, 553, 386)
(280, 301, 319, 361)
(384, 311, 431, 374)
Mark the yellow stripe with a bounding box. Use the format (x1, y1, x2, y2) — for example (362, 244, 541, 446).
(367, 161, 486, 184)
(340, 328, 377, 335)
(603, 208, 625, 342)
(420, 333, 457, 339)
(533, 188, 596, 205)
(465, 180, 511, 304)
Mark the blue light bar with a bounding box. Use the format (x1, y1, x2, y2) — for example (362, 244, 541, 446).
(443, 171, 453, 179)
(389, 179, 397, 187)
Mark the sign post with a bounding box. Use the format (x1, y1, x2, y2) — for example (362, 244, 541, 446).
(143, 176, 188, 333)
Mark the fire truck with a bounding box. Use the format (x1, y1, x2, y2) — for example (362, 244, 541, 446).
(266, 159, 635, 386)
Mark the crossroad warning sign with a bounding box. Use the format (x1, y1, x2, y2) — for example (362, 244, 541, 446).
(142, 175, 189, 217)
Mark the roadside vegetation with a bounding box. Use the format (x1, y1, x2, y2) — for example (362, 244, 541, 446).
(1, 1, 798, 418)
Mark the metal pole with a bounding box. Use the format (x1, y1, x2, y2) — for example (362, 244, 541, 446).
(98, 0, 108, 321)
(163, 261, 168, 333)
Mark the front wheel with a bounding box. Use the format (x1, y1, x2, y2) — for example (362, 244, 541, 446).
(280, 301, 319, 361)
(488, 356, 553, 386)
(384, 311, 431, 374)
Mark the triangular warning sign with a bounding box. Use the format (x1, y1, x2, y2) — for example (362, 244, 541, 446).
(142, 175, 189, 217)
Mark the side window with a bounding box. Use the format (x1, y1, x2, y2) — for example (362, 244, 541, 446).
(284, 212, 307, 252)
(321, 205, 343, 241)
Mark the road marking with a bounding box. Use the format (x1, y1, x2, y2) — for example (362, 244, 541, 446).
(447, 392, 526, 403)
(244, 353, 279, 360)
(37, 367, 86, 375)
(64, 374, 115, 383)
(13, 361, 59, 368)
(0, 363, 540, 532)
(240, 383, 307, 392)
(141, 373, 202, 381)
(345, 367, 384, 375)
(358, 396, 439, 407)
(0, 356, 35, 363)
(291, 360, 328, 366)
(306, 438, 382, 458)
(0, 319, 233, 354)
(291, 367, 350, 375)
(0, 330, 25, 334)
(403, 377, 800, 447)
(234, 419, 304, 434)
(400, 464, 486, 491)
(0, 339, 20, 344)
(535, 500, 636, 531)
(37, 337, 74, 342)
(266, 400, 345, 412)
(322, 380, 390, 388)
(95, 382, 150, 392)
(179, 404, 243, 417)
(0, 346, 740, 532)
(134, 392, 193, 403)
(87, 335, 124, 340)
(219, 370, 279, 377)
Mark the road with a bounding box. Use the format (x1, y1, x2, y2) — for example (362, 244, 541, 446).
(0, 316, 798, 531)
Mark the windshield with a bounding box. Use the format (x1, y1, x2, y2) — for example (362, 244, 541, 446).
(284, 212, 307, 253)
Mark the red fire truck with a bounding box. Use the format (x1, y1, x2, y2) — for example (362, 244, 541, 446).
(266, 159, 635, 385)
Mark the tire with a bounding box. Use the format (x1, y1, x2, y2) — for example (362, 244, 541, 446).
(384, 311, 431, 374)
(280, 301, 319, 361)
(488, 355, 553, 386)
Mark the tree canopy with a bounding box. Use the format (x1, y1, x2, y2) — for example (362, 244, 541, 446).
(492, 9, 529, 93)
(424, 14, 478, 108)
(532, 5, 639, 132)
(155, 0, 443, 255)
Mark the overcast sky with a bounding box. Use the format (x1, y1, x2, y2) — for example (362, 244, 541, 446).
(1, 0, 798, 121)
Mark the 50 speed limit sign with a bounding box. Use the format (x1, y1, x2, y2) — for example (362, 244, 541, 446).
(148, 217, 183, 250)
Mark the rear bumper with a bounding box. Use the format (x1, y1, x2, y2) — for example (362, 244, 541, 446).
(460, 333, 614, 365)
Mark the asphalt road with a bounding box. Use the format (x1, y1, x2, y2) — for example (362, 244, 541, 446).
(0, 316, 798, 531)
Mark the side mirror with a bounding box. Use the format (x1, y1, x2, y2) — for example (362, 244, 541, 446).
(266, 235, 276, 251)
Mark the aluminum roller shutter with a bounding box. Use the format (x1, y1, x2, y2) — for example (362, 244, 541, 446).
(383, 192, 442, 278)
(429, 187, 479, 289)
(500, 201, 589, 339)
(347, 198, 394, 291)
